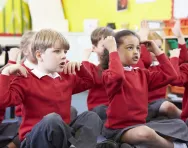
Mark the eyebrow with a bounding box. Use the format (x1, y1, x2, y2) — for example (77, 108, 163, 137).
(125, 44, 134, 46)
(125, 44, 140, 47)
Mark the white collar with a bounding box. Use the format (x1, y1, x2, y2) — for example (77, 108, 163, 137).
(124, 66, 133, 71)
(31, 68, 61, 79)
(151, 61, 159, 66)
(24, 59, 37, 70)
(123, 66, 139, 71)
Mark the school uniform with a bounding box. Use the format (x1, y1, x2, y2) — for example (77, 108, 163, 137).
(147, 43, 188, 121)
(20, 59, 78, 122)
(0, 61, 20, 148)
(171, 63, 188, 122)
(84, 63, 108, 122)
(101, 52, 188, 143)
(0, 63, 103, 148)
(86, 45, 152, 123)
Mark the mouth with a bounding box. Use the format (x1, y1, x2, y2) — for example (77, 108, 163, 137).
(59, 62, 65, 67)
(132, 56, 139, 61)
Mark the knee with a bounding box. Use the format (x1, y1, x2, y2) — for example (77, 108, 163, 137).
(81, 111, 102, 126)
(43, 112, 63, 127)
(135, 126, 157, 143)
(82, 111, 100, 119)
(161, 102, 177, 113)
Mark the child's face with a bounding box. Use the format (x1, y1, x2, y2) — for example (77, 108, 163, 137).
(150, 39, 162, 61)
(92, 39, 105, 55)
(117, 35, 140, 66)
(38, 41, 67, 73)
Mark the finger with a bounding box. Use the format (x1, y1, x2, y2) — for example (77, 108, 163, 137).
(76, 62, 81, 71)
(18, 68, 27, 77)
(67, 62, 72, 74)
(63, 63, 68, 74)
(71, 62, 76, 74)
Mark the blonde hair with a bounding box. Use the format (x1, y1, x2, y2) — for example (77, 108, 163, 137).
(31, 29, 69, 58)
(91, 27, 115, 46)
(148, 31, 163, 43)
(20, 31, 36, 52)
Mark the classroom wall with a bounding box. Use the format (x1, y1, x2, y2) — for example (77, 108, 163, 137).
(0, 0, 172, 33)
(63, 0, 172, 32)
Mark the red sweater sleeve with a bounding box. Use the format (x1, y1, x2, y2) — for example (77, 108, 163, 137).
(102, 52, 125, 99)
(0, 75, 25, 108)
(179, 44, 188, 64)
(72, 61, 95, 94)
(171, 63, 188, 86)
(146, 54, 178, 91)
(140, 44, 152, 68)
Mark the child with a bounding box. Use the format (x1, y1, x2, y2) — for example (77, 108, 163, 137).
(0, 29, 102, 148)
(84, 27, 152, 122)
(138, 20, 187, 121)
(0, 48, 21, 148)
(173, 63, 188, 125)
(101, 31, 188, 148)
(13, 31, 78, 122)
(83, 27, 114, 121)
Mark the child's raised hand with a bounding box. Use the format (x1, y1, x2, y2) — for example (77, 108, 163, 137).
(9, 48, 21, 62)
(82, 48, 93, 61)
(169, 48, 181, 58)
(103, 36, 117, 53)
(172, 20, 183, 37)
(137, 20, 150, 41)
(63, 62, 82, 74)
(141, 40, 163, 56)
(2, 64, 27, 77)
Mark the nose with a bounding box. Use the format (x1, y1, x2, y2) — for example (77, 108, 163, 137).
(133, 48, 138, 54)
(61, 51, 66, 59)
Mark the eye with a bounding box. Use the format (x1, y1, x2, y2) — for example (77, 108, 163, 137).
(127, 47, 133, 50)
(54, 50, 61, 53)
(64, 50, 68, 54)
(137, 46, 140, 51)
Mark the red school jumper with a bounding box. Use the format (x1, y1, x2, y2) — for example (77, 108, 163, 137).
(0, 63, 94, 141)
(86, 45, 152, 110)
(102, 52, 177, 129)
(148, 44, 188, 103)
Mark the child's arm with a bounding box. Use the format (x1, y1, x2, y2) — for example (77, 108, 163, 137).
(63, 61, 95, 94)
(143, 40, 178, 91)
(102, 36, 125, 98)
(0, 48, 21, 73)
(82, 48, 93, 61)
(136, 20, 152, 68)
(170, 51, 188, 87)
(0, 64, 27, 107)
(172, 20, 188, 64)
(140, 44, 152, 68)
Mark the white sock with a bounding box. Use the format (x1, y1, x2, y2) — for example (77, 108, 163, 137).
(173, 142, 187, 148)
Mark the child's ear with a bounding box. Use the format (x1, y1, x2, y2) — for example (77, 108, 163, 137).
(92, 45, 95, 52)
(35, 50, 42, 62)
(22, 49, 29, 56)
